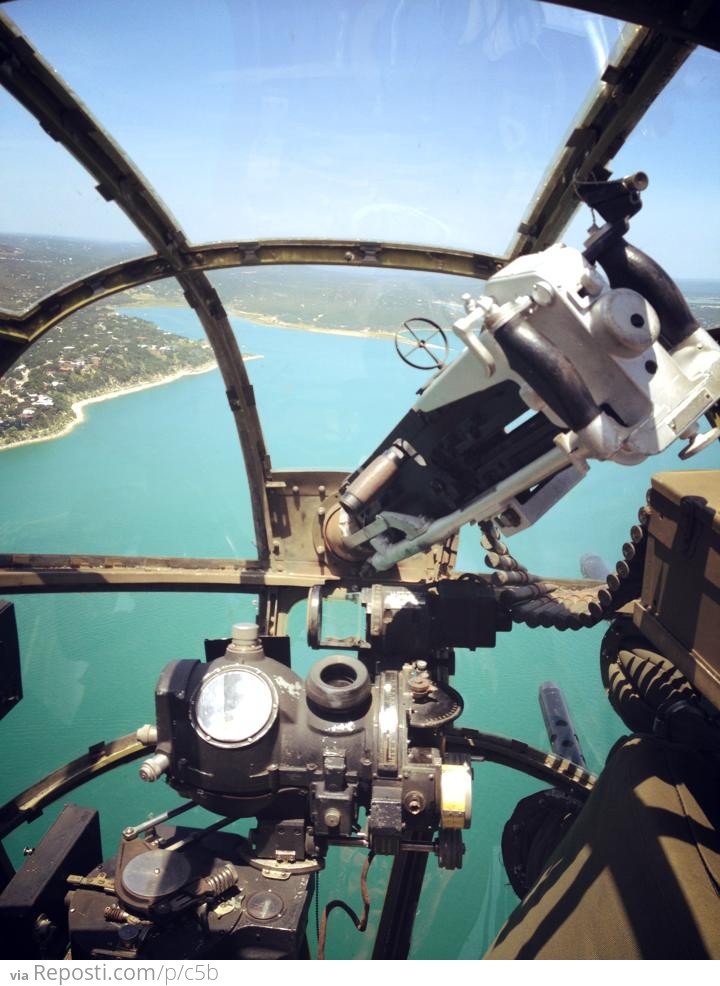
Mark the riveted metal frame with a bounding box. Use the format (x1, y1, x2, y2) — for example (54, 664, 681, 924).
(0, 241, 504, 350)
(507, 21, 695, 258)
(544, 0, 719, 53)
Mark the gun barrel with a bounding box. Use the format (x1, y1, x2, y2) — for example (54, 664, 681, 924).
(538, 681, 587, 768)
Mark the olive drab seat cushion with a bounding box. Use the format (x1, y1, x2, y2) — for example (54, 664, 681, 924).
(484, 735, 720, 959)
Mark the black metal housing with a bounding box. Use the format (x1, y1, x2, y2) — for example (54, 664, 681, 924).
(0, 805, 102, 959)
(0, 602, 21, 722)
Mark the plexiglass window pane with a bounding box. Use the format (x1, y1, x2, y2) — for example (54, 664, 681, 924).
(211, 266, 484, 469)
(8, 0, 623, 254)
(562, 46, 720, 280)
(0, 296, 254, 557)
(0, 95, 150, 309)
(1, 592, 258, 865)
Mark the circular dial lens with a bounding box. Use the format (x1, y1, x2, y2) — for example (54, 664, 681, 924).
(194, 667, 276, 746)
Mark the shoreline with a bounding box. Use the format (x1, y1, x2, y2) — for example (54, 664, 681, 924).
(118, 299, 396, 341)
(0, 358, 255, 454)
(0, 294, 399, 455)
(227, 308, 397, 341)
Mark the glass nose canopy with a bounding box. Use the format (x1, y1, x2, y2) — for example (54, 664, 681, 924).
(5, 0, 624, 253)
(0, 0, 719, 964)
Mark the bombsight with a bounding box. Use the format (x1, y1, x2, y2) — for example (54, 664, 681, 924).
(141, 617, 473, 864)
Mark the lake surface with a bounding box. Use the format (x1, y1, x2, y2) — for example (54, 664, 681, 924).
(1, 302, 719, 958)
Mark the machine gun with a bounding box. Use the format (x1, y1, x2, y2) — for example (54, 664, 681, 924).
(324, 175, 720, 574)
(1, 180, 718, 960)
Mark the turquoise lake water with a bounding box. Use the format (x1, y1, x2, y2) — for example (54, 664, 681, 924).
(1, 305, 719, 958)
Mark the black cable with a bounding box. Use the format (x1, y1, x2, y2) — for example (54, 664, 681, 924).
(317, 852, 374, 960)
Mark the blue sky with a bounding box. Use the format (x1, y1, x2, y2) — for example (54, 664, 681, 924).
(1, 0, 719, 276)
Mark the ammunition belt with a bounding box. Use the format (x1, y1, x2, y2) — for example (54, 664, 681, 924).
(480, 496, 650, 631)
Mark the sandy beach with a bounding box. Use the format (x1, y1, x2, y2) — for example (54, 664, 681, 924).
(0, 358, 252, 454)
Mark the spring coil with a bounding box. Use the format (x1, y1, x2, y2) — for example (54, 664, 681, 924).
(201, 863, 238, 897)
(104, 905, 130, 923)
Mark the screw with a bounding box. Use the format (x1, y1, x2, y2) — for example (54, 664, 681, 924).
(404, 791, 426, 815)
(33, 915, 55, 942)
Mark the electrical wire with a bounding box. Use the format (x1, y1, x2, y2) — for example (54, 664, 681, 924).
(317, 852, 374, 960)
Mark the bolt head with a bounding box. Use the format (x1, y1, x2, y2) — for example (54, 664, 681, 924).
(403, 790, 426, 815)
(324, 807, 342, 828)
(531, 280, 554, 306)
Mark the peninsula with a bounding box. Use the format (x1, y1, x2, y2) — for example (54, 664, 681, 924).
(0, 305, 221, 450)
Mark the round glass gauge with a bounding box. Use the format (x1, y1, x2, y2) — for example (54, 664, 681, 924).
(246, 889, 285, 921)
(193, 666, 277, 747)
